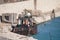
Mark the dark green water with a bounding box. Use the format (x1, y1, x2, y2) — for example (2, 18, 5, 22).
(33, 17, 60, 40)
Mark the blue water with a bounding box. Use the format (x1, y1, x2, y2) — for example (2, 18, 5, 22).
(33, 17, 60, 40)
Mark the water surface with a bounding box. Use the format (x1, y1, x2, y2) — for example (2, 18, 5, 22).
(33, 17, 60, 40)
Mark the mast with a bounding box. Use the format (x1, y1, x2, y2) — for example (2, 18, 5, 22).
(34, 0, 37, 16)
(34, 0, 37, 10)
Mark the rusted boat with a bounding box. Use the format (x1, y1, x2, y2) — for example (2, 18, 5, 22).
(11, 11, 37, 35)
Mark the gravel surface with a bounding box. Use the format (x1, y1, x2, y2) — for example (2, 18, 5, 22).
(0, 36, 12, 40)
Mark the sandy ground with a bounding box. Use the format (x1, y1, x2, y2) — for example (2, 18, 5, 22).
(0, 23, 37, 40)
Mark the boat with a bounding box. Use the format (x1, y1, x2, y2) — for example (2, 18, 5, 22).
(11, 11, 37, 35)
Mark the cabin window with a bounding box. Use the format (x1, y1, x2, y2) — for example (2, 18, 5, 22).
(3, 0, 28, 3)
(4, 0, 9, 3)
(5, 16, 9, 21)
(0, 0, 28, 4)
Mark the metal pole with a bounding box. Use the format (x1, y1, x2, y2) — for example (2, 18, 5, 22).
(34, 0, 37, 16)
(34, 0, 37, 10)
(51, 9, 55, 19)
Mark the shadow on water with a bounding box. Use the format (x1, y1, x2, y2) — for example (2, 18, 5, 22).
(32, 17, 60, 40)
